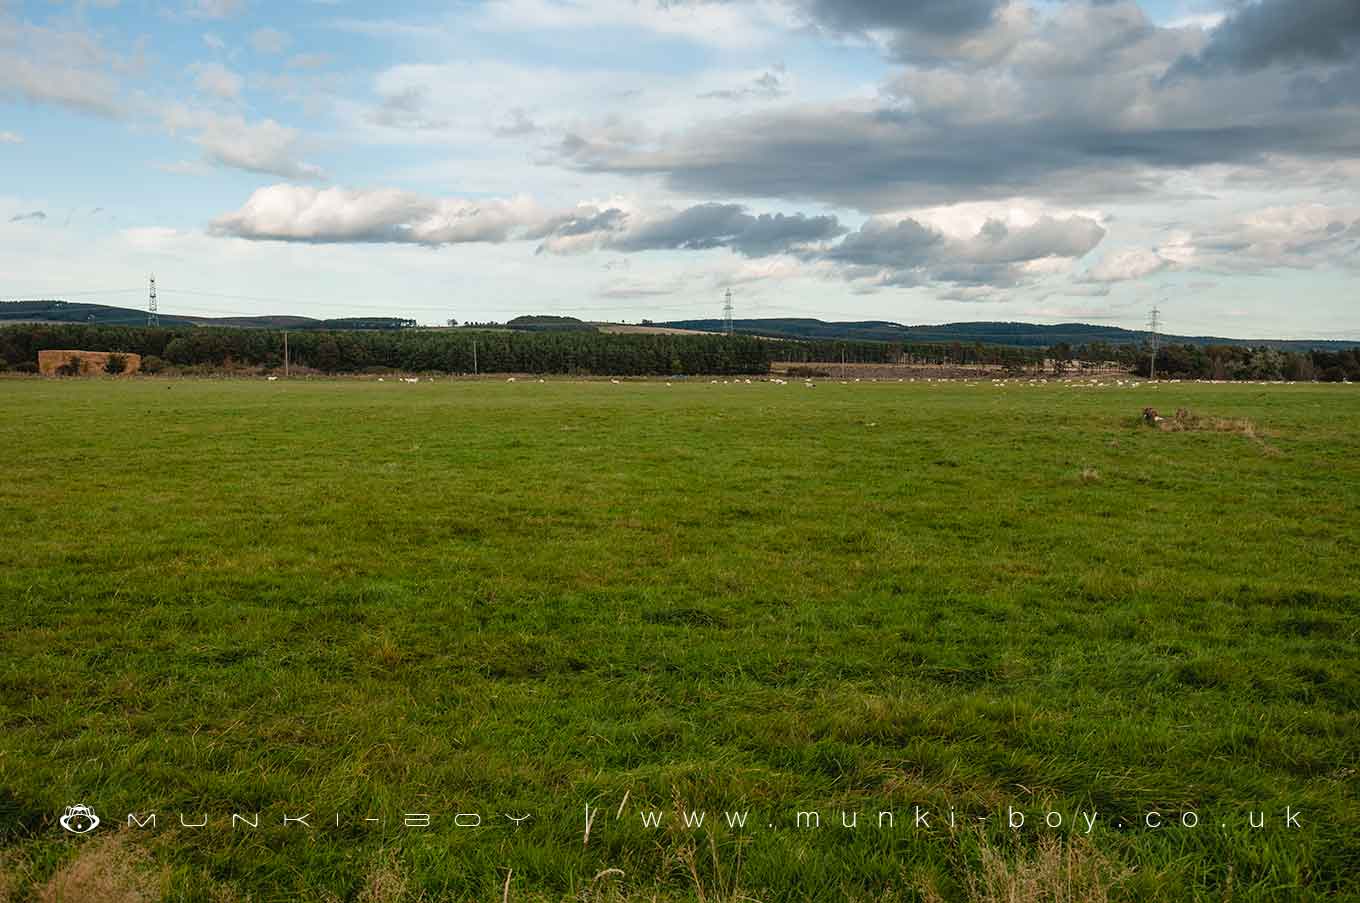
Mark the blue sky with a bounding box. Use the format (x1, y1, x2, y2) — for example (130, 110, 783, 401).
(2, 0, 1358, 338)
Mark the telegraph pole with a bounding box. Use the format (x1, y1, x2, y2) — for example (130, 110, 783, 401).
(283, 331, 289, 378)
(1148, 306, 1161, 380)
(723, 289, 734, 337)
(147, 275, 159, 326)
(472, 337, 478, 375)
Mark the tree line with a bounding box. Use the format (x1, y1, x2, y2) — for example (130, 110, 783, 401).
(2, 323, 1355, 380)
(0, 324, 772, 376)
(1134, 344, 1360, 382)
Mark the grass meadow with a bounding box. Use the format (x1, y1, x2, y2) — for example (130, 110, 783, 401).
(0, 377, 1357, 901)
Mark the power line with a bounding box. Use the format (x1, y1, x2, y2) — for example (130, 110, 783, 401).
(1148, 305, 1161, 380)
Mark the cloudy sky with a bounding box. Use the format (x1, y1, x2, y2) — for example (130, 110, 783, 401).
(2, 0, 1358, 337)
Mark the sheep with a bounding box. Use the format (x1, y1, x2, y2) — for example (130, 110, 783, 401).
(267, 376, 279, 381)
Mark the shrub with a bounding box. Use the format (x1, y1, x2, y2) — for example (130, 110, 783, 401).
(140, 355, 165, 374)
(104, 354, 128, 375)
(56, 356, 84, 377)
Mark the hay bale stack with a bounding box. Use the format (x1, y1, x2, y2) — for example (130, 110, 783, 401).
(38, 349, 143, 377)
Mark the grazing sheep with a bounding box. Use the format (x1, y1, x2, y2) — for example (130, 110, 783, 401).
(267, 376, 278, 381)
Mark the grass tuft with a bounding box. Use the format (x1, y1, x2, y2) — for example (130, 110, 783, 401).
(37, 835, 163, 903)
(966, 835, 1132, 903)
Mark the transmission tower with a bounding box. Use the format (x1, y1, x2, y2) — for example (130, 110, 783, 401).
(722, 289, 734, 337)
(1147, 305, 1161, 380)
(147, 275, 159, 327)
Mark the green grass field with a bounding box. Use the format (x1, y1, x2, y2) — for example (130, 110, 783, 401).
(1, 378, 1357, 902)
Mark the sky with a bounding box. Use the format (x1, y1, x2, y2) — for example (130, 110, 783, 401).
(1, 0, 1358, 338)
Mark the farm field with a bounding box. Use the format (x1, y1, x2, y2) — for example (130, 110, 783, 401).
(0, 378, 1357, 902)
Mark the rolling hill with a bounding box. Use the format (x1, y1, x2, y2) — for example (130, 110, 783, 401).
(658, 318, 1356, 351)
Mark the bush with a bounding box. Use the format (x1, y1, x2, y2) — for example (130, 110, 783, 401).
(140, 355, 166, 374)
(14, 361, 38, 374)
(104, 354, 128, 375)
(56, 356, 84, 377)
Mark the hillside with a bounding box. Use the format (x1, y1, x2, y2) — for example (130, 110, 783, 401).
(0, 300, 413, 331)
(659, 318, 1356, 351)
(5, 301, 1352, 350)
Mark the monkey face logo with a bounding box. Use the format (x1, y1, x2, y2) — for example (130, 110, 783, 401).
(60, 805, 100, 835)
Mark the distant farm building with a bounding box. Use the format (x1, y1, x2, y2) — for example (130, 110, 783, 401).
(38, 349, 142, 377)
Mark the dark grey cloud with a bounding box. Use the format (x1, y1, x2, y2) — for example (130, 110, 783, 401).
(814, 214, 1106, 290)
(532, 203, 1104, 291)
(797, 0, 1006, 37)
(534, 202, 845, 256)
(9, 210, 46, 222)
(1176, 0, 1360, 74)
(558, 2, 1360, 211)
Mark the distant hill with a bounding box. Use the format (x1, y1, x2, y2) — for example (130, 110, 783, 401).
(658, 318, 1356, 351)
(506, 315, 597, 333)
(7, 302, 1351, 350)
(0, 299, 200, 327)
(0, 300, 413, 331)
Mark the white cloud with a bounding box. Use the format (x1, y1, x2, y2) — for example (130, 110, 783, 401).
(155, 159, 213, 176)
(184, 0, 246, 20)
(163, 106, 324, 179)
(0, 131, 21, 144)
(250, 27, 290, 54)
(475, 0, 792, 50)
(210, 184, 548, 244)
(1191, 204, 1360, 273)
(0, 20, 128, 117)
(189, 61, 243, 100)
(1086, 247, 1171, 282)
(288, 53, 332, 69)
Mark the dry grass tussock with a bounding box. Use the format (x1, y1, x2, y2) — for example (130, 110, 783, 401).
(36, 834, 164, 903)
(1145, 407, 1282, 455)
(315, 850, 425, 903)
(959, 835, 1132, 903)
